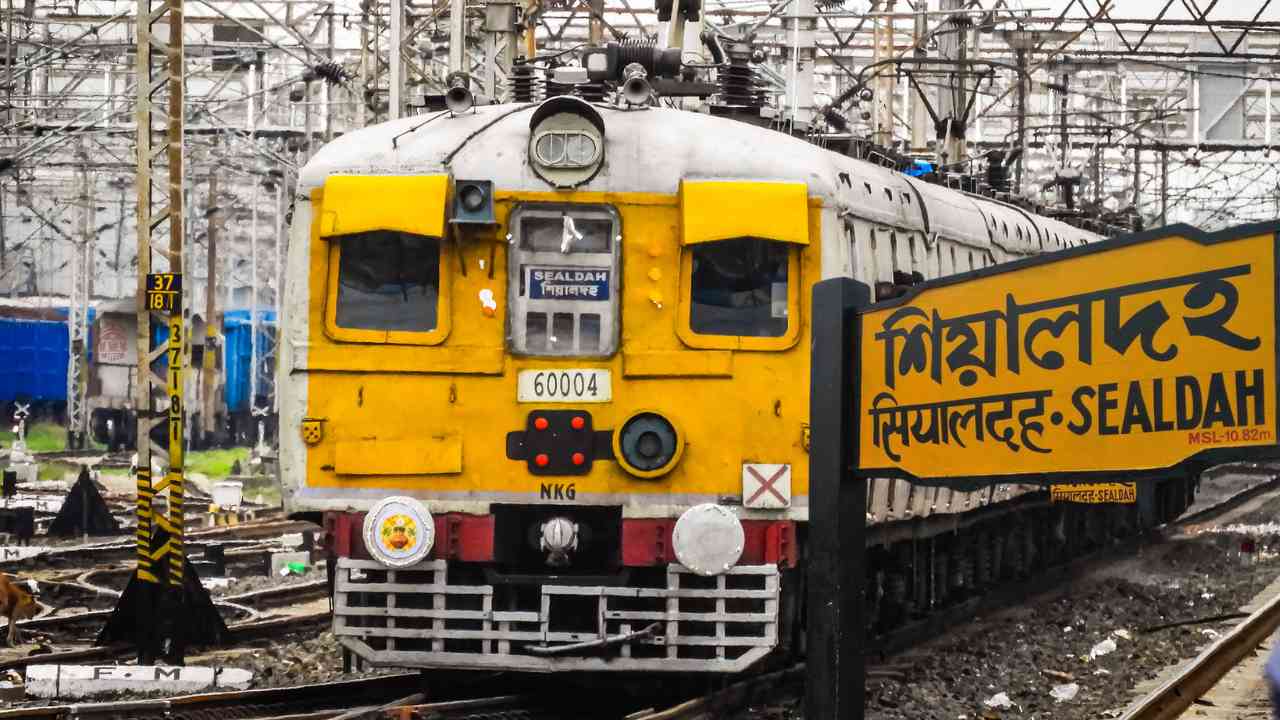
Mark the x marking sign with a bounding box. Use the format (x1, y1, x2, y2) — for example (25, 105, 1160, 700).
(742, 463, 791, 509)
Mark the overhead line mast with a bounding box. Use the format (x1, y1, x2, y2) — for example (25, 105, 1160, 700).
(101, 0, 223, 665)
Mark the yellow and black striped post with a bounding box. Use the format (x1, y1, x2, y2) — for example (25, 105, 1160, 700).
(166, 313, 185, 588)
(135, 468, 157, 583)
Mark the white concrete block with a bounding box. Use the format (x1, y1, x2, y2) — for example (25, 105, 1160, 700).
(200, 577, 234, 591)
(24, 665, 253, 698)
(0, 547, 50, 563)
(10, 463, 36, 485)
(269, 551, 310, 576)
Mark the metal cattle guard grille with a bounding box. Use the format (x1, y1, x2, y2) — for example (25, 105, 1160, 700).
(333, 557, 780, 672)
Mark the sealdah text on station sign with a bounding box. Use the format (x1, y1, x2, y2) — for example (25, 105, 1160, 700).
(856, 223, 1280, 481)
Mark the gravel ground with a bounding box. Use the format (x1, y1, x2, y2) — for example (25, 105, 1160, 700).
(738, 481, 1280, 720)
(7, 470, 1278, 710)
(192, 630, 400, 689)
(210, 562, 325, 596)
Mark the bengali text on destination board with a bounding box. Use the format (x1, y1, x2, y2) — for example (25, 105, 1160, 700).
(857, 228, 1278, 480)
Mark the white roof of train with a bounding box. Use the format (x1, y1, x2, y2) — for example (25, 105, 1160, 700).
(298, 102, 1100, 254)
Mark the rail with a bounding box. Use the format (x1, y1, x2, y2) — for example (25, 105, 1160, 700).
(0, 611, 332, 671)
(1119, 590, 1280, 720)
(627, 665, 804, 720)
(0, 671, 425, 720)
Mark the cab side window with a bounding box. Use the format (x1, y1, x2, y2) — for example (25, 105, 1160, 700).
(335, 231, 441, 332)
(689, 237, 789, 338)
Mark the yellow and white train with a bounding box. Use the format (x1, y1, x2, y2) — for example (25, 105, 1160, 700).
(279, 93, 1191, 673)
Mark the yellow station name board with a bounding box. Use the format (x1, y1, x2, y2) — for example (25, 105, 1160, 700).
(1050, 483, 1136, 504)
(856, 224, 1279, 481)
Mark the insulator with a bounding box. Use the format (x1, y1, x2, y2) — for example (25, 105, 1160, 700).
(716, 60, 766, 109)
(310, 60, 350, 85)
(613, 39, 682, 78)
(544, 75, 573, 99)
(509, 62, 537, 103)
(577, 82, 606, 102)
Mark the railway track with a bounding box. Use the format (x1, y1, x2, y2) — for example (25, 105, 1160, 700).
(0, 672, 426, 720)
(0, 670, 563, 720)
(630, 469, 1280, 720)
(1117, 590, 1280, 720)
(0, 609, 332, 672)
(626, 666, 805, 720)
(251, 694, 542, 720)
(28, 450, 124, 463)
(0, 518, 303, 570)
(5, 472, 1275, 718)
(13, 578, 329, 640)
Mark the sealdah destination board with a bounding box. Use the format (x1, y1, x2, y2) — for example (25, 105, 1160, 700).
(856, 223, 1280, 482)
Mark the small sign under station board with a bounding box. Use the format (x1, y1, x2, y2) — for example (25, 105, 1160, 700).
(1050, 482, 1137, 504)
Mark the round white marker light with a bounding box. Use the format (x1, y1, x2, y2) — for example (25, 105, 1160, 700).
(362, 496, 435, 568)
(672, 503, 745, 576)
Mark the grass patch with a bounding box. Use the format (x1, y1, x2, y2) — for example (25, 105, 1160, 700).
(186, 447, 251, 479)
(37, 460, 78, 482)
(0, 422, 68, 453)
(243, 484, 283, 508)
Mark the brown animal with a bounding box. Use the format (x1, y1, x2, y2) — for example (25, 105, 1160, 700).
(0, 575, 38, 646)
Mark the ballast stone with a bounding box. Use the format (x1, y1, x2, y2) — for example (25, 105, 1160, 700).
(24, 664, 252, 698)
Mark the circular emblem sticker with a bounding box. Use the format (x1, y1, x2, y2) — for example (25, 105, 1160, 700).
(362, 496, 435, 568)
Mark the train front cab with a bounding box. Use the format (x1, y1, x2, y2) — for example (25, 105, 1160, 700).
(287, 158, 823, 672)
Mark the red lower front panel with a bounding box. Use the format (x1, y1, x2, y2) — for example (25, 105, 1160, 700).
(323, 511, 797, 568)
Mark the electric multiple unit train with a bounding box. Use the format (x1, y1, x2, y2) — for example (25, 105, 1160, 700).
(279, 90, 1198, 673)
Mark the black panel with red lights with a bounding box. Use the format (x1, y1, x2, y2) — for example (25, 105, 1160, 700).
(506, 410, 614, 475)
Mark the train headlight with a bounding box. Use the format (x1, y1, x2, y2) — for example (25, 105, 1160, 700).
(362, 496, 435, 568)
(673, 504, 744, 576)
(528, 96, 606, 188)
(613, 411, 683, 478)
(539, 516, 579, 567)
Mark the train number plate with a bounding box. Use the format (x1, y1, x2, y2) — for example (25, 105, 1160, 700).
(517, 369, 611, 403)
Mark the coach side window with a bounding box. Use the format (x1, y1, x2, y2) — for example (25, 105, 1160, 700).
(331, 230, 441, 334)
(688, 237, 790, 338)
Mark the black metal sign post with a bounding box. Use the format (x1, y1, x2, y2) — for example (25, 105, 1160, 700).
(807, 277, 871, 720)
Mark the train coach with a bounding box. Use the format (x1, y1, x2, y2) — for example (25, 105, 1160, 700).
(279, 91, 1198, 673)
(89, 305, 279, 451)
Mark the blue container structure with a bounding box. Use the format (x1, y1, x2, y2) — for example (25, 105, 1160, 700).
(0, 319, 68, 404)
(0, 308, 96, 407)
(223, 309, 277, 414)
(2, 304, 277, 446)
